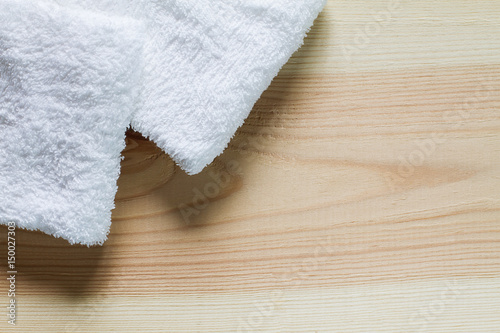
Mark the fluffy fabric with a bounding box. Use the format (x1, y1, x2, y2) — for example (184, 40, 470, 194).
(57, 0, 327, 174)
(0, 0, 144, 245)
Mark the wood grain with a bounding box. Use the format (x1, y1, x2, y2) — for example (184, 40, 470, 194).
(1, 1, 499, 332)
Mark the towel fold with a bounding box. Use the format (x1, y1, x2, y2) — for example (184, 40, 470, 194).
(58, 0, 327, 174)
(0, 0, 144, 245)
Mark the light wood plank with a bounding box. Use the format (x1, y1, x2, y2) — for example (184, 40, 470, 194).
(1, 0, 499, 331)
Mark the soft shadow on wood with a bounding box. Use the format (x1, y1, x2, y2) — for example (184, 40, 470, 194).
(0, 225, 105, 297)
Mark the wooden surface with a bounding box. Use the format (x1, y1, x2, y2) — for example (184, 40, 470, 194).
(1, 1, 500, 332)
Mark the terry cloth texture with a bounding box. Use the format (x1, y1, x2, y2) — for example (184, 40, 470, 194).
(0, 0, 145, 245)
(58, 0, 327, 174)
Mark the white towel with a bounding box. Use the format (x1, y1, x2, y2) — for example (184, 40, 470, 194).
(58, 0, 327, 174)
(0, 0, 326, 245)
(0, 0, 144, 245)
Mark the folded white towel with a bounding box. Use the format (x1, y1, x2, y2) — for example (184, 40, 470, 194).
(0, 0, 326, 245)
(0, 0, 144, 245)
(59, 0, 327, 174)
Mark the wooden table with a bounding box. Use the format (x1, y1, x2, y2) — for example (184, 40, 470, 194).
(1, 1, 499, 332)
